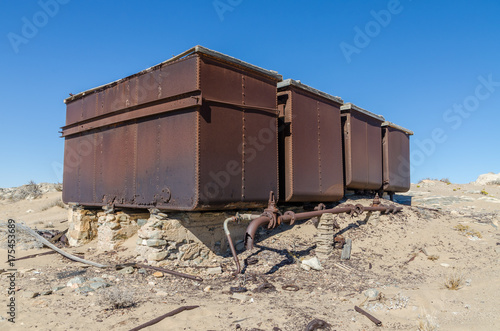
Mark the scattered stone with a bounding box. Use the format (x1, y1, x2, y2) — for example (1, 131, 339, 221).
(137, 219, 148, 227)
(119, 267, 134, 275)
(440, 263, 450, 268)
(52, 286, 66, 292)
(203, 286, 212, 292)
(40, 290, 53, 296)
(108, 222, 120, 230)
(148, 251, 168, 261)
(155, 291, 169, 296)
(232, 292, 252, 302)
(138, 268, 147, 274)
(75, 286, 94, 295)
(364, 288, 380, 299)
(89, 277, 106, 283)
(300, 264, 311, 271)
(302, 257, 323, 271)
(23, 291, 39, 298)
(153, 271, 164, 278)
(67, 276, 85, 288)
(146, 239, 167, 247)
(19, 268, 35, 275)
(207, 267, 222, 275)
(89, 282, 111, 290)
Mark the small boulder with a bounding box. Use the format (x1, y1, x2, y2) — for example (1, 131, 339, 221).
(363, 288, 380, 299)
(302, 257, 323, 271)
(67, 276, 85, 288)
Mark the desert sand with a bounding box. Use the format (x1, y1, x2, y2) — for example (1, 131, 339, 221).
(1, 177, 499, 330)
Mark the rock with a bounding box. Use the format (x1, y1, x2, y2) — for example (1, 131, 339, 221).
(108, 222, 121, 230)
(148, 251, 168, 261)
(119, 267, 134, 274)
(137, 219, 148, 227)
(232, 293, 252, 302)
(89, 282, 111, 290)
(153, 271, 164, 278)
(75, 286, 94, 294)
(67, 276, 85, 288)
(302, 257, 323, 271)
(146, 239, 167, 247)
(19, 268, 35, 275)
(40, 290, 53, 296)
(180, 243, 202, 260)
(301, 264, 311, 271)
(89, 277, 106, 283)
(155, 291, 169, 296)
(52, 286, 66, 292)
(138, 268, 147, 274)
(23, 291, 39, 298)
(478, 197, 500, 203)
(364, 288, 380, 299)
(440, 263, 450, 268)
(203, 286, 212, 292)
(474, 172, 500, 185)
(207, 267, 222, 275)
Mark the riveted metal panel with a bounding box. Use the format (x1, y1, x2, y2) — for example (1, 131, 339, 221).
(65, 98, 82, 126)
(278, 83, 344, 202)
(382, 125, 412, 192)
(341, 110, 384, 190)
(62, 47, 279, 211)
(199, 56, 244, 105)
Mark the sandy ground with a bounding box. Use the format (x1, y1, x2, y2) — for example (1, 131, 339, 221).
(1, 180, 499, 330)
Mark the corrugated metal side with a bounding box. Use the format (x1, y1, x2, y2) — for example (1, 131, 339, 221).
(382, 126, 411, 192)
(342, 111, 383, 190)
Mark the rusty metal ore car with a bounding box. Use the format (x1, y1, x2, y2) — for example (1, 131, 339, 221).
(61, 46, 281, 210)
(61, 46, 412, 211)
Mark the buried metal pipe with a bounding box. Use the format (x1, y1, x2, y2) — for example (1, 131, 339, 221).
(224, 213, 262, 275)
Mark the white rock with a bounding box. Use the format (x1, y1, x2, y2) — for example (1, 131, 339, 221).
(301, 264, 311, 271)
(440, 263, 450, 268)
(207, 267, 222, 275)
(301, 257, 323, 271)
(364, 288, 380, 299)
(232, 293, 251, 302)
(474, 172, 500, 185)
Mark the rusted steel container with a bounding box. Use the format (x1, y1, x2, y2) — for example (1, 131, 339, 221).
(340, 103, 385, 191)
(61, 46, 282, 211)
(381, 121, 413, 193)
(277, 79, 344, 202)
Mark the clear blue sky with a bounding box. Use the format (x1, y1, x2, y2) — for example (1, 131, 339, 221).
(1, 0, 499, 188)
